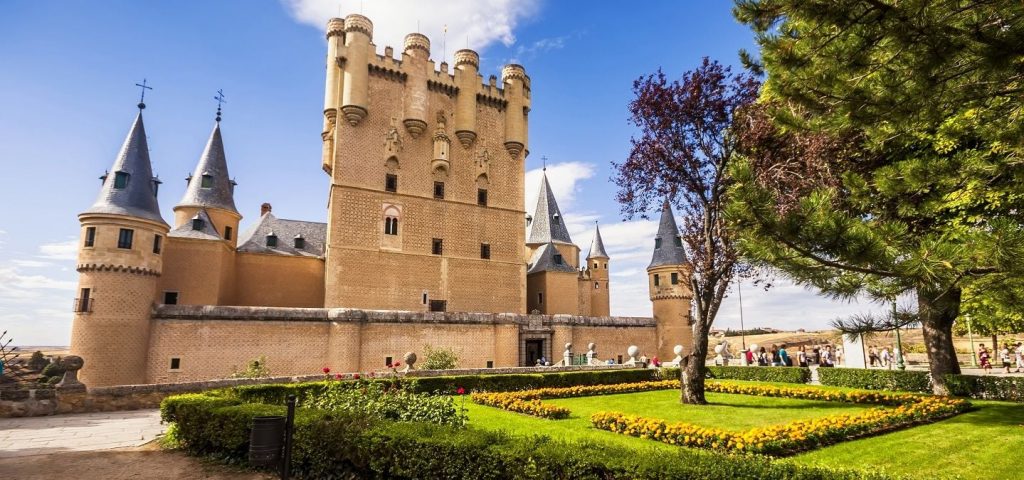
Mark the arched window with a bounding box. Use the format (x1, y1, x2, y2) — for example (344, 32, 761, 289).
(595, 282, 600, 290)
(385, 217, 399, 235)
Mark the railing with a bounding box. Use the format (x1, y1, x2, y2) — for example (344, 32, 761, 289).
(73, 298, 94, 313)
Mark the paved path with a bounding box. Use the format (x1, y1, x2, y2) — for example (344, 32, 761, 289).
(0, 409, 164, 458)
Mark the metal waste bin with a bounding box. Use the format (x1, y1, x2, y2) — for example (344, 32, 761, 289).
(249, 415, 285, 467)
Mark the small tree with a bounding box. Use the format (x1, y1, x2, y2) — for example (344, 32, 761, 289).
(1, 331, 29, 383)
(612, 58, 759, 404)
(28, 351, 49, 371)
(230, 356, 271, 379)
(422, 345, 459, 370)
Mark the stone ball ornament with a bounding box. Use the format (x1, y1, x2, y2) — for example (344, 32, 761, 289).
(587, 342, 596, 352)
(673, 345, 684, 356)
(565, 342, 572, 351)
(403, 352, 417, 367)
(714, 344, 725, 354)
(627, 345, 639, 359)
(62, 355, 85, 371)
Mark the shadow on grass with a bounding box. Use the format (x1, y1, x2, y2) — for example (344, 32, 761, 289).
(941, 402, 1024, 427)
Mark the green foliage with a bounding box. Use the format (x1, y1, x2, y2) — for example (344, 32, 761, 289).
(40, 360, 66, 379)
(162, 392, 886, 480)
(945, 374, 1024, 403)
(308, 380, 467, 427)
(422, 344, 459, 370)
(229, 356, 271, 379)
(956, 275, 1024, 336)
(27, 351, 48, 371)
(661, 365, 810, 384)
(817, 368, 931, 393)
(405, 369, 658, 394)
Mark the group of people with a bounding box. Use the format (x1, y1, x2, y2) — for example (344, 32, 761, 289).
(743, 344, 840, 368)
(867, 345, 904, 368)
(978, 342, 1024, 374)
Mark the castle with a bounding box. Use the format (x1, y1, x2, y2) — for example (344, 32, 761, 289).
(69, 15, 694, 387)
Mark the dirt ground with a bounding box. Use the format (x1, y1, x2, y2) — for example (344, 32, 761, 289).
(0, 442, 274, 480)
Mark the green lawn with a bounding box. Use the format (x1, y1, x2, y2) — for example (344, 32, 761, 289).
(463, 381, 1021, 479)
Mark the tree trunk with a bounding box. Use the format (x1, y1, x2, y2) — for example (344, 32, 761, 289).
(681, 321, 710, 404)
(919, 286, 963, 395)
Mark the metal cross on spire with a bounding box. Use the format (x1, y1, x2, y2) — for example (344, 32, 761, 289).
(214, 89, 226, 122)
(135, 79, 153, 110)
(542, 156, 548, 171)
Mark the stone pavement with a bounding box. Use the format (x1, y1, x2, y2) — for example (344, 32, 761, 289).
(0, 409, 164, 458)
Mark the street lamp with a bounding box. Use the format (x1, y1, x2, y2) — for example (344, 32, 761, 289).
(893, 300, 905, 370)
(738, 281, 747, 351)
(966, 313, 977, 367)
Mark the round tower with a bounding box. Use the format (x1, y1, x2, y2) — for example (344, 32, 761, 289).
(501, 64, 529, 158)
(71, 105, 169, 387)
(647, 201, 694, 361)
(340, 14, 372, 126)
(453, 49, 480, 147)
(587, 222, 610, 316)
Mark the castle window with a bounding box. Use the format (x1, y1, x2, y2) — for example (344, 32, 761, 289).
(477, 188, 488, 206)
(480, 243, 490, 259)
(604, 263, 607, 269)
(191, 216, 204, 231)
(224, 226, 232, 241)
(653, 274, 660, 287)
(655, 238, 662, 249)
(675, 236, 683, 247)
(84, 227, 96, 247)
(486, 360, 494, 368)
(429, 300, 447, 312)
(152, 234, 162, 254)
(294, 235, 305, 249)
(169, 358, 181, 370)
(553, 254, 563, 265)
(75, 288, 91, 313)
(671, 272, 679, 285)
(385, 174, 398, 192)
(163, 291, 178, 305)
(422, 291, 428, 305)
(384, 217, 399, 235)
(117, 228, 134, 249)
(538, 292, 544, 304)
(266, 232, 278, 248)
(432, 238, 443, 255)
(593, 262, 598, 269)
(200, 174, 213, 188)
(113, 171, 129, 189)
(595, 282, 600, 289)
(385, 356, 393, 367)
(433, 181, 445, 199)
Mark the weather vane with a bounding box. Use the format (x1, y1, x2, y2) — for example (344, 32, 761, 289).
(214, 89, 226, 122)
(135, 79, 153, 109)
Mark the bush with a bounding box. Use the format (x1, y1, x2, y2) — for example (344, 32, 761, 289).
(817, 368, 931, 393)
(660, 366, 811, 384)
(407, 368, 657, 394)
(229, 356, 271, 379)
(308, 380, 467, 427)
(944, 374, 1024, 402)
(422, 344, 459, 370)
(41, 361, 66, 380)
(162, 392, 889, 479)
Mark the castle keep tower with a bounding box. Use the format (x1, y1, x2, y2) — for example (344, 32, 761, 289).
(525, 170, 580, 314)
(320, 15, 530, 313)
(647, 201, 694, 361)
(71, 104, 169, 387)
(586, 223, 610, 316)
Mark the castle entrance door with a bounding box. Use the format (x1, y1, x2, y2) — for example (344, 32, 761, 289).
(524, 339, 545, 366)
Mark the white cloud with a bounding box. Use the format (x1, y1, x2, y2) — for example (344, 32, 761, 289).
(282, 0, 542, 63)
(525, 161, 595, 214)
(37, 239, 78, 260)
(11, 259, 55, 268)
(510, 34, 570, 62)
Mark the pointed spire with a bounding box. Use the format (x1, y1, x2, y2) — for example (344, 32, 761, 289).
(82, 110, 167, 225)
(648, 199, 688, 268)
(587, 221, 609, 259)
(527, 171, 573, 244)
(176, 121, 239, 215)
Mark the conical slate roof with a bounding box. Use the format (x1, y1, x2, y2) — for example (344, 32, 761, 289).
(82, 110, 167, 225)
(527, 242, 577, 274)
(587, 223, 609, 259)
(527, 171, 573, 245)
(648, 200, 688, 268)
(177, 122, 238, 214)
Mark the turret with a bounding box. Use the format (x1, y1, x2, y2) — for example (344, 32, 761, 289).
(71, 104, 169, 387)
(526, 169, 578, 267)
(173, 119, 240, 247)
(321, 17, 346, 173)
(647, 200, 694, 361)
(453, 49, 480, 147)
(587, 222, 610, 316)
(402, 33, 431, 138)
(501, 64, 529, 158)
(340, 14, 372, 126)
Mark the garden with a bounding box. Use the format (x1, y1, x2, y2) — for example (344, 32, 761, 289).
(160, 367, 1024, 479)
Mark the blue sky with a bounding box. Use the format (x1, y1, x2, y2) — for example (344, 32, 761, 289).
(0, 1, 886, 345)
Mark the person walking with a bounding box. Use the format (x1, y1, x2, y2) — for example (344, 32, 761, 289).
(798, 345, 808, 368)
(779, 344, 791, 367)
(835, 345, 844, 367)
(1000, 344, 1012, 374)
(757, 346, 769, 366)
(770, 344, 781, 366)
(880, 346, 892, 369)
(1015, 342, 1023, 373)
(978, 344, 992, 373)
(820, 345, 834, 367)
(868, 346, 878, 367)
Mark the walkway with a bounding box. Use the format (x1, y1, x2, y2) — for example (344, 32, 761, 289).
(0, 409, 164, 458)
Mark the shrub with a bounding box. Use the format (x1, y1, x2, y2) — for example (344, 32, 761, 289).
(229, 356, 271, 379)
(308, 380, 467, 427)
(407, 368, 657, 394)
(40, 361, 66, 380)
(944, 374, 1024, 402)
(660, 365, 810, 384)
(28, 351, 49, 371)
(817, 368, 931, 393)
(422, 344, 459, 370)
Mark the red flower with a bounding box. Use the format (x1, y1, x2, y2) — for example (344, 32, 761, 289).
(393, 361, 401, 367)
(335, 373, 343, 380)
(369, 372, 376, 377)
(322, 366, 331, 374)
(457, 387, 466, 395)
(353, 373, 361, 380)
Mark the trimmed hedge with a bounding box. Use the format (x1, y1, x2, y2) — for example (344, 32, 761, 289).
(817, 368, 931, 393)
(224, 369, 658, 406)
(944, 374, 1024, 402)
(661, 366, 811, 384)
(161, 393, 890, 479)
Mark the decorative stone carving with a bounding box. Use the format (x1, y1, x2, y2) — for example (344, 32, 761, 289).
(403, 351, 417, 372)
(56, 355, 86, 391)
(562, 342, 572, 366)
(456, 130, 476, 148)
(670, 345, 684, 367)
(475, 149, 491, 179)
(504, 141, 524, 158)
(586, 342, 597, 364)
(431, 110, 451, 174)
(626, 345, 640, 365)
(384, 117, 403, 159)
(341, 105, 367, 126)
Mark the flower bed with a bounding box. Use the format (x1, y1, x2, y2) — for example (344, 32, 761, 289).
(470, 380, 677, 418)
(590, 383, 970, 456)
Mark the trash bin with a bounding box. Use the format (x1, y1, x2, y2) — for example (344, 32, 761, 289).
(249, 415, 285, 467)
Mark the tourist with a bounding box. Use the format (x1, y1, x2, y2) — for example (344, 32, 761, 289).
(770, 344, 781, 366)
(758, 346, 769, 366)
(797, 345, 808, 367)
(978, 344, 992, 373)
(745, 348, 755, 366)
(1000, 344, 1012, 374)
(812, 346, 821, 365)
(779, 344, 791, 367)
(880, 346, 892, 369)
(835, 345, 844, 366)
(868, 345, 879, 367)
(1015, 342, 1023, 373)
(820, 345, 834, 367)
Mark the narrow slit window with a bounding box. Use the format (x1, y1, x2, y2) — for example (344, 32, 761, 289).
(538, 292, 544, 304)
(432, 238, 443, 255)
(152, 234, 162, 254)
(477, 188, 488, 206)
(480, 243, 490, 259)
(671, 272, 679, 285)
(433, 181, 445, 199)
(385, 174, 398, 192)
(653, 274, 660, 287)
(84, 227, 96, 247)
(224, 226, 233, 241)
